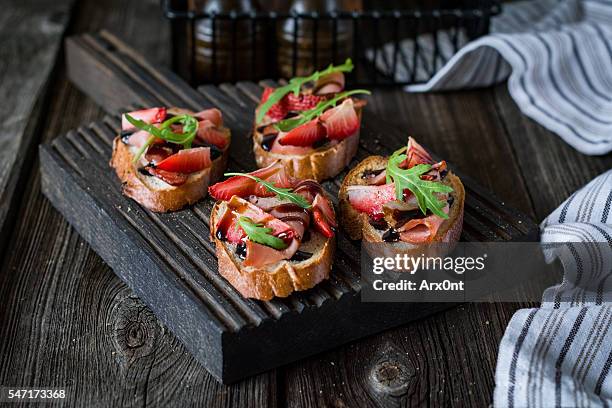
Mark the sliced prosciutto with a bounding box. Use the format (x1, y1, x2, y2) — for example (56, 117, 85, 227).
(269, 204, 310, 240)
(320, 99, 360, 140)
(346, 183, 399, 217)
(209, 161, 292, 200)
(197, 119, 229, 149)
(122, 107, 166, 131)
(314, 71, 345, 95)
(243, 239, 300, 268)
(155, 147, 211, 173)
(401, 137, 433, 168)
(217, 196, 297, 244)
(126, 128, 164, 148)
(195, 108, 223, 127)
(397, 205, 449, 243)
(269, 137, 315, 155)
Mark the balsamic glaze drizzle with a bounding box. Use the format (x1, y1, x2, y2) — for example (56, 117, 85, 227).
(382, 229, 400, 242)
(290, 250, 313, 262)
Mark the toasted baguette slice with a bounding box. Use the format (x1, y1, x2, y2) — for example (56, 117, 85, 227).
(252, 102, 364, 181)
(210, 200, 335, 301)
(110, 133, 230, 212)
(339, 155, 465, 246)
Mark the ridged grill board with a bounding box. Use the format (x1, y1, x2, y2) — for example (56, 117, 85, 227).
(39, 31, 539, 383)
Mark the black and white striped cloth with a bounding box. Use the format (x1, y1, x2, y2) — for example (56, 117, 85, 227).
(387, 0, 612, 155)
(494, 169, 612, 407)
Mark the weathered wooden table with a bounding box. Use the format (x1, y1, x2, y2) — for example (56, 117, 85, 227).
(1, 0, 611, 406)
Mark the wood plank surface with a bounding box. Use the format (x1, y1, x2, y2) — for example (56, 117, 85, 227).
(0, 0, 277, 406)
(1, 0, 611, 407)
(0, 0, 75, 252)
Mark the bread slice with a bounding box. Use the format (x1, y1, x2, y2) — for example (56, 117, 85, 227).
(252, 102, 363, 181)
(110, 133, 230, 212)
(210, 200, 335, 301)
(339, 155, 465, 248)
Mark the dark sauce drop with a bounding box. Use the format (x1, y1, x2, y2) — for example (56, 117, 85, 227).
(393, 209, 430, 230)
(312, 139, 329, 149)
(291, 250, 313, 262)
(361, 168, 384, 180)
(301, 229, 311, 243)
(440, 169, 448, 179)
(369, 217, 388, 230)
(215, 229, 226, 241)
(447, 195, 454, 208)
(382, 228, 400, 242)
(235, 242, 247, 260)
(120, 129, 135, 144)
(261, 133, 277, 152)
(138, 167, 152, 177)
(193, 141, 223, 160)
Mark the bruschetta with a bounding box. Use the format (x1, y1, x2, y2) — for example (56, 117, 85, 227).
(253, 59, 369, 181)
(208, 161, 336, 300)
(339, 137, 464, 253)
(110, 107, 230, 212)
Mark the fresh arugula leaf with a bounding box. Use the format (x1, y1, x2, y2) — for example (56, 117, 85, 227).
(237, 216, 288, 250)
(125, 113, 199, 164)
(274, 89, 371, 132)
(386, 147, 453, 219)
(256, 58, 354, 124)
(224, 172, 312, 209)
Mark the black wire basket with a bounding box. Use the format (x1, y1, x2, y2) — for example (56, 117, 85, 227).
(162, 0, 501, 86)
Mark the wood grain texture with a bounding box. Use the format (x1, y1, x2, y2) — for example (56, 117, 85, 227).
(0, 0, 75, 252)
(2, 0, 610, 406)
(0, 0, 277, 405)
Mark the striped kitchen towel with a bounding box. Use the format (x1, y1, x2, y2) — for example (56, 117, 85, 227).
(379, 0, 612, 155)
(494, 169, 612, 407)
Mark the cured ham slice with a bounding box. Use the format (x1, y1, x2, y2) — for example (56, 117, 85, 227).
(194, 108, 223, 127)
(243, 239, 300, 268)
(196, 119, 229, 149)
(209, 161, 288, 200)
(397, 205, 449, 243)
(346, 183, 398, 217)
(269, 137, 315, 155)
(401, 137, 433, 169)
(126, 128, 164, 148)
(314, 71, 345, 95)
(122, 107, 166, 131)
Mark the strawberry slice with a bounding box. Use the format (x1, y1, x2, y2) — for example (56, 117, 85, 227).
(277, 120, 326, 147)
(313, 193, 337, 227)
(346, 183, 398, 217)
(209, 161, 286, 201)
(260, 87, 288, 121)
(194, 108, 223, 127)
(122, 107, 167, 131)
(285, 93, 324, 112)
(155, 147, 211, 173)
(196, 119, 229, 149)
(320, 99, 359, 140)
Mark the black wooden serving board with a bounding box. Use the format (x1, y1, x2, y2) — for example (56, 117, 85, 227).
(39, 31, 539, 383)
